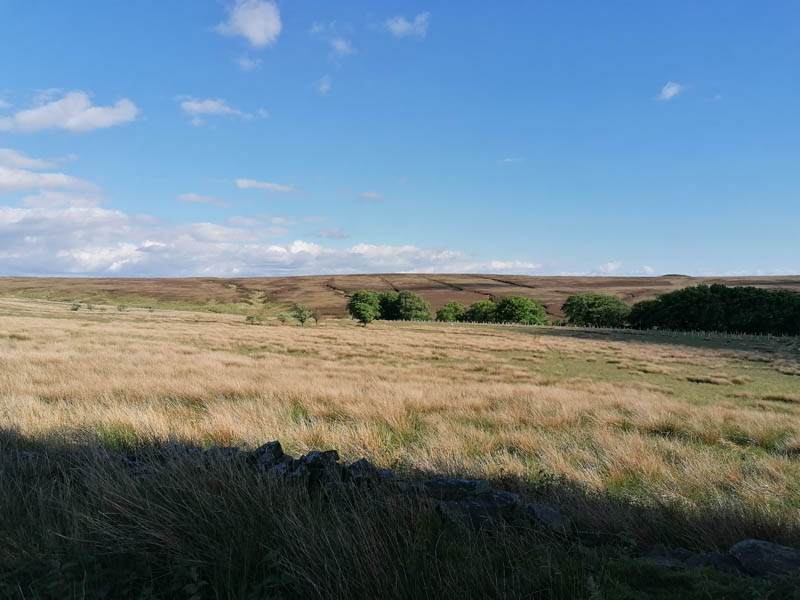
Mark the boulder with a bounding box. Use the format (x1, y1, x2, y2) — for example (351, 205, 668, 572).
(251, 441, 285, 467)
(422, 478, 491, 501)
(729, 539, 800, 576)
(637, 544, 743, 574)
(522, 503, 571, 535)
(438, 490, 520, 528)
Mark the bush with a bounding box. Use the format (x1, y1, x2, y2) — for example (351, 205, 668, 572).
(628, 284, 800, 335)
(395, 290, 431, 321)
(276, 312, 291, 324)
(377, 291, 400, 320)
(291, 303, 313, 326)
(347, 290, 381, 326)
(562, 293, 630, 328)
(461, 300, 498, 323)
(495, 296, 548, 325)
(245, 314, 263, 325)
(436, 302, 467, 322)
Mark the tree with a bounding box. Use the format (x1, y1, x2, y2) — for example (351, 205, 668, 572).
(292, 303, 313, 326)
(436, 301, 466, 322)
(461, 300, 498, 323)
(377, 291, 400, 320)
(311, 309, 321, 325)
(346, 290, 380, 326)
(495, 295, 548, 324)
(395, 290, 431, 321)
(562, 293, 630, 328)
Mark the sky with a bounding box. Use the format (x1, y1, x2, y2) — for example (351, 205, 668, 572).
(0, 0, 798, 277)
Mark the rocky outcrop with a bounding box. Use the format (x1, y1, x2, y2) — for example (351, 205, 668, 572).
(729, 539, 800, 576)
(19, 442, 800, 580)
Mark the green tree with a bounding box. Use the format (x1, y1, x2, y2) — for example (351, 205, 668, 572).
(495, 295, 548, 324)
(377, 290, 400, 320)
(461, 300, 498, 323)
(395, 290, 431, 320)
(291, 303, 313, 326)
(562, 293, 630, 328)
(436, 301, 467, 322)
(346, 290, 381, 326)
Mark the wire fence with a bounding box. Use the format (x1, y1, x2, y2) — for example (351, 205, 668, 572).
(385, 319, 799, 342)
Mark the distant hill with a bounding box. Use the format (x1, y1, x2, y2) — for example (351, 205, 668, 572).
(1, 274, 799, 319)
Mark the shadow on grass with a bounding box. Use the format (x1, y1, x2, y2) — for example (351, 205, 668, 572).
(2, 428, 799, 600)
(508, 324, 800, 355)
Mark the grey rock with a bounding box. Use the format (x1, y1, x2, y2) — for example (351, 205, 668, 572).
(422, 477, 491, 501)
(685, 552, 743, 574)
(730, 539, 800, 576)
(523, 503, 571, 535)
(577, 531, 636, 547)
(438, 490, 520, 528)
(300, 450, 340, 468)
(252, 441, 285, 467)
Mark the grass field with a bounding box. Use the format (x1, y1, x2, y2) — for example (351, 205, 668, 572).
(2, 296, 800, 598)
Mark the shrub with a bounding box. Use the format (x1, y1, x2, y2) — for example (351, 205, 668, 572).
(628, 284, 800, 335)
(562, 293, 630, 328)
(70, 303, 80, 311)
(291, 303, 313, 326)
(276, 312, 291, 324)
(245, 314, 263, 325)
(347, 290, 381, 326)
(461, 300, 498, 323)
(311, 310, 321, 325)
(377, 291, 400, 320)
(117, 305, 127, 312)
(436, 301, 467, 322)
(495, 296, 548, 325)
(395, 290, 431, 321)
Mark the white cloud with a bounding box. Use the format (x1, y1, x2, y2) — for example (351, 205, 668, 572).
(0, 99, 11, 110)
(359, 191, 385, 202)
(177, 97, 263, 125)
(384, 12, 430, 38)
(317, 75, 332, 95)
(331, 38, 355, 56)
(657, 81, 684, 101)
(498, 157, 524, 165)
(0, 91, 139, 133)
(236, 56, 262, 71)
(236, 178, 297, 193)
(0, 166, 98, 194)
(0, 202, 551, 277)
(597, 261, 622, 274)
(303, 216, 326, 223)
(641, 265, 655, 275)
(313, 227, 349, 240)
(216, 0, 282, 48)
(0, 148, 59, 170)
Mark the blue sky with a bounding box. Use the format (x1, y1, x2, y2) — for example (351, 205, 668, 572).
(0, 0, 797, 277)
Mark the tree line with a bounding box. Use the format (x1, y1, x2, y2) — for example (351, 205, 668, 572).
(346, 284, 800, 335)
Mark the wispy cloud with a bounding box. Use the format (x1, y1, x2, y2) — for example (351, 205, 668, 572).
(316, 75, 332, 95)
(236, 178, 297, 193)
(0, 165, 98, 195)
(0, 91, 139, 133)
(176, 193, 228, 208)
(216, 0, 282, 48)
(597, 261, 622, 274)
(236, 56, 261, 71)
(384, 12, 430, 38)
(176, 97, 266, 125)
(313, 227, 349, 240)
(498, 157, 524, 165)
(0, 148, 74, 170)
(657, 81, 684, 101)
(359, 190, 385, 202)
(331, 37, 355, 56)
